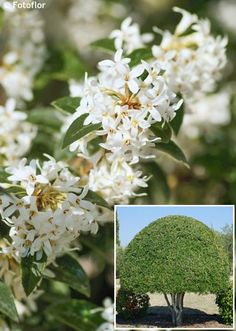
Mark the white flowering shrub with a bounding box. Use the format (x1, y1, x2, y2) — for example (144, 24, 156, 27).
(0, 1, 229, 330)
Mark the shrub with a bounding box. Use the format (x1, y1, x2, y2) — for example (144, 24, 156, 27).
(120, 215, 230, 326)
(216, 282, 233, 325)
(116, 246, 125, 277)
(116, 287, 150, 320)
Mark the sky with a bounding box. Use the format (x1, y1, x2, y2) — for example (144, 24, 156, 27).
(117, 205, 234, 247)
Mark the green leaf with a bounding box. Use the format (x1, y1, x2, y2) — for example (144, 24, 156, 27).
(156, 140, 189, 167)
(87, 136, 103, 155)
(51, 97, 81, 115)
(3, 185, 26, 198)
(0, 281, 18, 322)
(21, 256, 46, 296)
(52, 49, 86, 81)
(150, 121, 172, 143)
(50, 254, 90, 297)
(27, 107, 62, 131)
(0, 167, 10, 183)
(86, 190, 111, 209)
(170, 104, 184, 135)
(129, 47, 153, 66)
(90, 38, 115, 53)
(62, 114, 101, 148)
(143, 162, 170, 200)
(47, 299, 103, 331)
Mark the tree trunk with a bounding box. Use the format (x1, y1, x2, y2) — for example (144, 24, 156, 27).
(164, 292, 185, 327)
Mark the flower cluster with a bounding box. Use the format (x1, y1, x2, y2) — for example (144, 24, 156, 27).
(0, 155, 100, 261)
(67, 49, 182, 203)
(88, 157, 149, 205)
(0, 99, 36, 166)
(0, 1, 46, 105)
(151, 7, 227, 101)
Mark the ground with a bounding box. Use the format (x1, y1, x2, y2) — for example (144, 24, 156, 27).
(116, 281, 232, 329)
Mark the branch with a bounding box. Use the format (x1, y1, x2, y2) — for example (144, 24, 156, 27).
(164, 293, 171, 307)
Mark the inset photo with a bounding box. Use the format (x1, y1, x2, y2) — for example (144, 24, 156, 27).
(115, 205, 235, 330)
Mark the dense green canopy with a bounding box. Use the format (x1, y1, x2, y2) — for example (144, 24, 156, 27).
(120, 215, 229, 294)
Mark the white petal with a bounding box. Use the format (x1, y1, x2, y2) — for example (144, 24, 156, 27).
(128, 80, 139, 94)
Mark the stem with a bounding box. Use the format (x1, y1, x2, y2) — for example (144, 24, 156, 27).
(170, 292, 185, 326)
(164, 293, 171, 307)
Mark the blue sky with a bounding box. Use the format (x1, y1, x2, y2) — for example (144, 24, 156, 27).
(117, 205, 234, 247)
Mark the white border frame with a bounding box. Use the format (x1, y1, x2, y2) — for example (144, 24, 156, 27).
(114, 204, 235, 330)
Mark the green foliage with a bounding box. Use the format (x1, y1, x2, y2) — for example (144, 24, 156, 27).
(116, 246, 125, 277)
(90, 38, 115, 53)
(156, 140, 189, 167)
(85, 189, 111, 209)
(170, 104, 184, 135)
(0, 281, 18, 322)
(50, 253, 90, 297)
(47, 299, 103, 331)
(151, 121, 172, 143)
(116, 287, 150, 320)
(120, 215, 229, 294)
(62, 114, 101, 148)
(27, 107, 62, 131)
(128, 48, 153, 66)
(51, 96, 81, 115)
(2, 185, 26, 198)
(216, 282, 233, 325)
(0, 168, 10, 183)
(21, 255, 46, 296)
(142, 162, 170, 200)
(219, 224, 233, 267)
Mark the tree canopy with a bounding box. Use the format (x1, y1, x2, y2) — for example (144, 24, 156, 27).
(120, 215, 229, 294)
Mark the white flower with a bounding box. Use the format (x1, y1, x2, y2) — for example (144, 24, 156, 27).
(0, 99, 36, 166)
(6, 159, 48, 196)
(88, 158, 148, 205)
(70, 49, 181, 164)
(1, 156, 99, 260)
(0, 6, 46, 105)
(110, 17, 153, 53)
(173, 7, 198, 35)
(152, 8, 227, 101)
(181, 89, 231, 139)
(97, 298, 114, 331)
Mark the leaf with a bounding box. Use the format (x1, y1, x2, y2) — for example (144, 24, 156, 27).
(62, 114, 101, 148)
(21, 256, 46, 296)
(150, 121, 172, 143)
(50, 254, 90, 297)
(86, 190, 111, 209)
(0, 281, 18, 322)
(52, 49, 86, 81)
(51, 97, 81, 115)
(27, 107, 62, 131)
(0, 167, 10, 183)
(87, 136, 103, 155)
(143, 162, 170, 200)
(47, 299, 103, 331)
(170, 104, 184, 135)
(129, 47, 153, 66)
(3, 186, 26, 198)
(156, 140, 189, 167)
(90, 38, 115, 53)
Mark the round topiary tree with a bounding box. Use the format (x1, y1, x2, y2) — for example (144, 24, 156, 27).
(120, 215, 230, 326)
